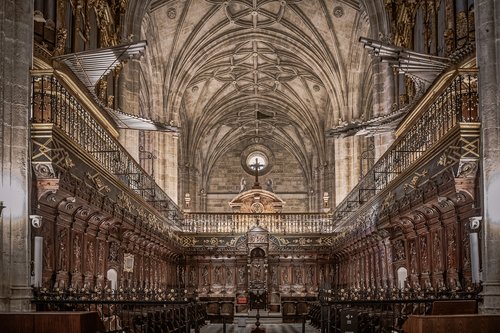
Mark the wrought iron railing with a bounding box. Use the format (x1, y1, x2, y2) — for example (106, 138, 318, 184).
(182, 212, 333, 234)
(31, 74, 181, 224)
(32, 287, 206, 333)
(334, 72, 478, 222)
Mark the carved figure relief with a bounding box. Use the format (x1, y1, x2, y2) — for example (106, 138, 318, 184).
(463, 222, 471, 268)
(86, 240, 95, 273)
(180, 266, 185, 285)
(73, 234, 81, 272)
(380, 246, 387, 280)
(409, 241, 417, 274)
(250, 233, 267, 244)
(420, 236, 428, 272)
(238, 266, 245, 284)
(307, 266, 314, 284)
(43, 232, 53, 270)
(393, 239, 406, 261)
(252, 263, 263, 281)
(433, 232, 442, 271)
(108, 242, 119, 263)
(214, 266, 221, 284)
(189, 268, 195, 285)
(447, 227, 457, 269)
(202, 266, 209, 285)
(240, 177, 247, 192)
(282, 267, 289, 284)
(265, 178, 274, 192)
(226, 266, 233, 285)
(270, 266, 277, 285)
(57, 229, 68, 271)
(294, 266, 302, 284)
(97, 241, 104, 273)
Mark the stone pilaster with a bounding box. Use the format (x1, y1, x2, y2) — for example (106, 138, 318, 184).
(0, 0, 33, 311)
(371, 61, 395, 161)
(476, 0, 500, 313)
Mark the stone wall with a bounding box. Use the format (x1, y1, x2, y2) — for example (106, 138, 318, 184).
(206, 141, 309, 212)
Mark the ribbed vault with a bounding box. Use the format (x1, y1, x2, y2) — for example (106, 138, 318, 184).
(122, 0, 379, 210)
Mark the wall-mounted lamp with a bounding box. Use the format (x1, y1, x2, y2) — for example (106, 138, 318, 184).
(0, 201, 5, 216)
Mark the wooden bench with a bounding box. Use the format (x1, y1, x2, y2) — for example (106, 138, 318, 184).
(0, 311, 105, 333)
(403, 314, 500, 333)
(431, 300, 477, 315)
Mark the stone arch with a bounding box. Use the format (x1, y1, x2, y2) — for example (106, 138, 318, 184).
(396, 266, 408, 289)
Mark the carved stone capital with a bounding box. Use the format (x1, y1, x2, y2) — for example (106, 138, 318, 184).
(32, 162, 60, 199)
(469, 216, 482, 231)
(455, 159, 479, 178)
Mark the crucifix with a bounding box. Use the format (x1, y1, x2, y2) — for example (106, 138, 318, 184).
(250, 157, 264, 189)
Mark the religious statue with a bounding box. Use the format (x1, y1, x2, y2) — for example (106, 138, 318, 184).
(202, 266, 209, 285)
(226, 266, 233, 285)
(108, 242, 119, 262)
(295, 267, 302, 284)
(189, 269, 195, 285)
(238, 266, 245, 283)
(214, 266, 221, 284)
(393, 239, 406, 261)
(240, 177, 247, 192)
(253, 263, 262, 280)
(307, 266, 314, 284)
(265, 178, 274, 192)
(282, 268, 289, 284)
(271, 267, 277, 285)
(180, 266, 185, 285)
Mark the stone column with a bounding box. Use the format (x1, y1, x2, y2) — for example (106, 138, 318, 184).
(476, 0, 500, 313)
(0, 1, 33, 311)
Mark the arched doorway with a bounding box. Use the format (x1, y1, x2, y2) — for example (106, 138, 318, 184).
(107, 268, 118, 291)
(397, 267, 408, 289)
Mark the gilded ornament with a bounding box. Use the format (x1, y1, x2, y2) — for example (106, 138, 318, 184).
(54, 28, 67, 55)
(118, 191, 132, 210)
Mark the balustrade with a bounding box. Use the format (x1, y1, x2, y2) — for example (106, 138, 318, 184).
(31, 74, 181, 226)
(334, 72, 479, 223)
(182, 213, 333, 234)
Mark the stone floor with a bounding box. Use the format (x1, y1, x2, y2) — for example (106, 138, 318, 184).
(199, 323, 320, 333)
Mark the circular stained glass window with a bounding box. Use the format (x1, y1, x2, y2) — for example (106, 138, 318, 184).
(246, 151, 268, 171)
(241, 144, 273, 176)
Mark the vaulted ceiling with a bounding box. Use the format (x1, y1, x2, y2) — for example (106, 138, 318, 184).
(135, 0, 375, 179)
